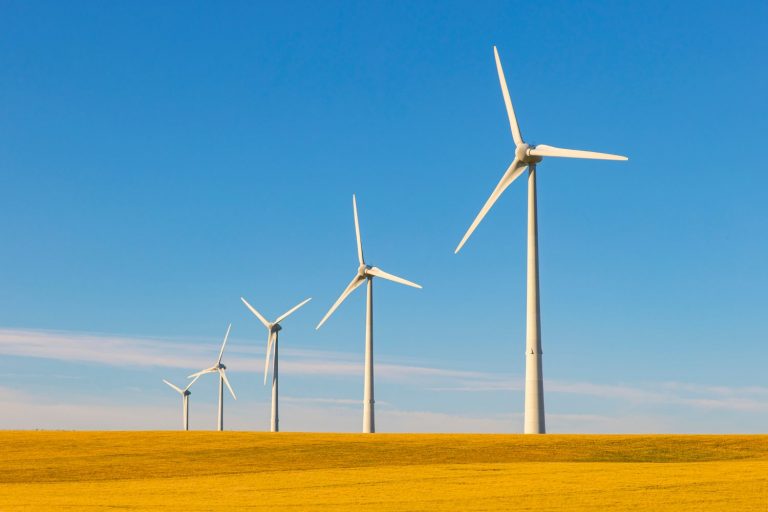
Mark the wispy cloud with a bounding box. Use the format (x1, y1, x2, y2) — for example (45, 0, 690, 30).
(432, 376, 768, 413)
(1, 327, 766, 424)
(0, 328, 483, 382)
(281, 396, 387, 406)
(0, 385, 658, 433)
(0, 328, 215, 370)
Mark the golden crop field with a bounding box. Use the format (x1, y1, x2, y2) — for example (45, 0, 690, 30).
(1, 432, 766, 511)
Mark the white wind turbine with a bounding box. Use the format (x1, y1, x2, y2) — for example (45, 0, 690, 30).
(316, 194, 421, 433)
(188, 323, 237, 431)
(455, 46, 628, 434)
(241, 296, 312, 432)
(162, 375, 200, 430)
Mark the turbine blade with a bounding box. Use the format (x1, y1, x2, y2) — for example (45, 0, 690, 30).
(241, 297, 270, 329)
(316, 274, 366, 329)
(274, 297, 312, 325)
(184, 374, 200, 392)
(263, 331, 275, 385)
(455, 159, 528, 253)
(163, 379, 183, 394)
(353, 194, 365, 265)
(217, 323, 232, 364)
(494, 46, 523, 145)
(187, 367, 216, 379)
(219, 369, 237, 400)
(366, 267, 422, 289)
(528, 144, 628, 161)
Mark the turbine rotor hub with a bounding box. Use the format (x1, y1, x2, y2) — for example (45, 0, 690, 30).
(359, 264, 372, 277)
(271, 323, 282, 333)
(517, 143, 542, 164)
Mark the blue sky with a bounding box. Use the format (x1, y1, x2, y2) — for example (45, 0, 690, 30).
(1, 1, 766, 432)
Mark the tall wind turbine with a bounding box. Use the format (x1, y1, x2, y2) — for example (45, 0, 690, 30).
(241, 296, 312, 432)
(189, 324, 237, 431)
(316, 194, 422, 433)
(455, 46, 628, 434)
(162, 375, 200, 430)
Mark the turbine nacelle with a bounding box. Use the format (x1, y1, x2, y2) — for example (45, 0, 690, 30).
(359, 264, 373, 278)
(516, 143, 543, 164)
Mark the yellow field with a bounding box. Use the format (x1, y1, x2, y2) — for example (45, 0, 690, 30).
(1, 432, 766, 511)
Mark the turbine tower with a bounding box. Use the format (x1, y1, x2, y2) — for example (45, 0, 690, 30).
(455, 46, 628, 434)
(316, 194, 422, 433)
(241, 296, 312, 432)
(162, 375, 200, 430)
(189, 323, 237, 431)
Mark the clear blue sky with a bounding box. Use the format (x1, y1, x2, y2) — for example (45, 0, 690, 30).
(1, 1, 766, 432)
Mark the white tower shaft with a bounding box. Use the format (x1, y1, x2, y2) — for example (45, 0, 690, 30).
(271, 333, 279, 432)
(182, 395, 189, 431)
(363, 277, 375, 433)
(524, 165, 545, 434)
(217, 374, 224, 431)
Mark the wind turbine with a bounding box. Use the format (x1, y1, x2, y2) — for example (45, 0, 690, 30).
(188, 323, 237, 431)
(162, 375, 200, 430)
(455, 46, 628, 434)
(241, 296, 312, 432)
(316, 194, 422, 433)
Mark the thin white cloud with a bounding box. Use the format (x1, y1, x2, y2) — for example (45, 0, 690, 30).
(281, 396, 376, 406)
(1, 327, 766, 423)
(548, 380, 768, 412)
(0, 328, 215, 369)
(435, 376, 768, 413)
(0, 386, 654, 433)
(0, 327, 484, 382)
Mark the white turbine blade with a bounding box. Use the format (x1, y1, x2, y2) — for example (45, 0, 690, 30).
(366, 267, 422, 289)
(241, 297, 271, 328)
(187, 367, 217, 379)
(455, 159, 528, 253)
(220, 369, 237, 400)
(528, 144, 628, 161)
(353, 194, 365, 265)
(184, 374, 200, 392)
(217, 323, 232, 364)
(494, 46, 523, 145)
(263, 331, 275, 385)
(274, 297, 312, 325)
(316, 274, 366, 330)
(163, 379, 183, 394)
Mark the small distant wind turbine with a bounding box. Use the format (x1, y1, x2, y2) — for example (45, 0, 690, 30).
(455, 46, 628, 434)
(241, 296, 312, 432)
(162, 375, 200, 431)
(316, 194, 421, 433)
(189, 323, 237, 431)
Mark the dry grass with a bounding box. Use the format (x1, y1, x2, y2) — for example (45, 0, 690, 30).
(1, 431, 766, 510)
